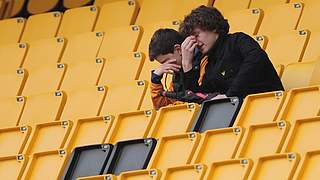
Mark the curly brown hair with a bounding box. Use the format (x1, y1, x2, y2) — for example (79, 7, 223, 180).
(179, 5, 229, 38)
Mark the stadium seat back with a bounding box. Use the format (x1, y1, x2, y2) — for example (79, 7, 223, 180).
(19, 91, 66, 126)
(21, 12, 62, 42)
(100, 80, 147, 115)
(266, 30, 309, 66)
(192, 127, 244, 164)
(60, 86, 107, 120)
(23, 120, 72, 155)
(0, 155, 28, 180)
(228, 8, 263, 35)
(105, 110, 156, 144)
(65, 116, 113, 151)
(58, 6, 98, 38)
(277, 86, 320, 124)
(281, 60, 320, 90)
(0, 126, 31, 157)
(95, 0, 139, 30)
(234, 91, 285, 129)
(147, 132, 200, 171)
(236, 121, 290, 161)
(162, 164, 207, 180)
(204, 159, 253, 180)
(248, 153, 300, 180)
(258, 3, 303, 37)
(148, 103, 199, 139)
(0, 18, 25, 45)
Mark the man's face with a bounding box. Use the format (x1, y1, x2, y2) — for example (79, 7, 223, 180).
(156, 46, 182, 67)
(192, 28, 219, 54)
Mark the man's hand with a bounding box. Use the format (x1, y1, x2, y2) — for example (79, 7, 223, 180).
(154, 59, 181, 76)
(181, 36, 198, 72)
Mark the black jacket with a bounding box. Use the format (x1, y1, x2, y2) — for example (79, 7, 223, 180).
(183, 32, 284, 98)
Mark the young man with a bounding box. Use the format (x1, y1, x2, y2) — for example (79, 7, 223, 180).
(149, 28, 215, 109)
(178, 5, 284, 99)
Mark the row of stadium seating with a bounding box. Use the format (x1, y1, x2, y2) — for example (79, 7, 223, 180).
(0, 85, 319, 179)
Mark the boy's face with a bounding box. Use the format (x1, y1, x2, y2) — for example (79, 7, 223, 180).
(155, 45, 182, 67)
(192, 28, 219, 54)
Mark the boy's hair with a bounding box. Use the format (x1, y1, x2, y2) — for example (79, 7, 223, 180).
(179, 5, 229, 38)
(149, 28, 183, 61)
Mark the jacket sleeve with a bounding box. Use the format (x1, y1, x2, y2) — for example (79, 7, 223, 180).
(226, 33, 270, 97)
(150, 82, 177, 110)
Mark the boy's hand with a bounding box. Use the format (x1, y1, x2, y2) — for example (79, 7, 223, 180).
(181, 36, 197, 72)
(154, 59, 181, 76)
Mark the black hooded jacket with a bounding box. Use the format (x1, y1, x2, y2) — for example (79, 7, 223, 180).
(183, 32, 284, 98)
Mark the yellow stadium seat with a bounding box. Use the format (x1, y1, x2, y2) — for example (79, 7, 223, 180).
(293, 150, 320, 180)
(227, 8, 263, 35)
(97, 25, 142, 58)
(98, 52, 145, 86)
(248, 153, 300, 180)
(21, 12, 62, 42)
(265, 30, 309, 66)
(276, 64, 285, 77)
(100, 80, 148, 115)
(0, 43, 28, 98)
(148, 103, 199, 139)
(77, 174, 116, 180)
(135, 0, 212, 25)
(0, 43, 27, 72)
(203, 159, 253, 180)
(18, 91, 66, 126)
(162, 164, 207, 180)
(21, 37, 66, 96)
(282, 117, 320, 155)
(21, 149, 68, 180)
(60, 86, 107, 120)
(0, 126, 31, 157)
(94, 0, 139, 31)
(105, 110, 155, 144)
(294, 0, 320, 32)
(236, 121, 290, 161)
(0, 154, 28, 180)
(192, 127, 243, 164)
(0, 68, 27, 98)
(276, 86, 320, 124)
(119, 169, 160, 180)
(281, 60, 320, 90)
(27, 0, 60, 14)
(233, 91, 285, 129)
(57, 6, 98, 38)
(63, 0, 93, 9)
(60, 32, 104, 91)
(213, 0, 250, 16)
(138, 20, 180, 81)
(148, 132, 200, 170)
(3, 0, 26, 18)
(0, 17, 25, 45)
(64, 116, 113, 151)
(249, 0, 289, 9)
(23, 120, 72, 155)
(252, 35, 268, 50)
(302, 31, 320, 61)
(258, 3, 303, 37)
(0, 96, 26, 128)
